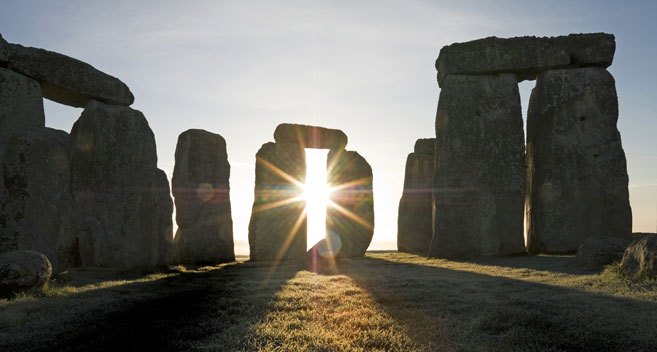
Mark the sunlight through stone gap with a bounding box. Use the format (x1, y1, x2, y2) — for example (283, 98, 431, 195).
(304, 149, 330, 250)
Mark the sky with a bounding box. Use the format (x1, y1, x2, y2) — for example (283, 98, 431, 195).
(1, 0, 656, 255)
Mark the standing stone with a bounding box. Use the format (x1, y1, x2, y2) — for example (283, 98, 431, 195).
(526, 68, 631, 253)
(172, 129, 234, 264)
(0, 128, 76, 273)
(5, 42, 134, 107)
(0, 34, 9, 64)
(0, 250, 52, 298)
(248, 142, 306, 261)
(397, 138, 435, 255)
(70, 100, 173, 268)
(430, 73, 525, 259)
(327, 149, 374, 258)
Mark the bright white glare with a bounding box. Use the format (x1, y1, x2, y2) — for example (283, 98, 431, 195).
(304, 149, 330, 250)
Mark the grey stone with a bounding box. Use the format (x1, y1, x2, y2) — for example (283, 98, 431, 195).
(526, 68, 631, 253)
(70, 100, 173, 268)
(304, 235, 340, 274)
(172, 129, 234, 264)
(620, 235, 657, 278)
(274, 123, 348, 150)
(413, 138, 435, 154)
(0, 128, 76, 273)
(430, 73, 525, 259)
(0, 34, 9, 63)
(573, 236, 630, 270)
(0, 250, 51, 298)
(436, 33, 615, 87)
(327, 149, 374, 258)
(6, 43, 134, 107)
(397, 141, 434, 256)
(248, 142, 306, 261)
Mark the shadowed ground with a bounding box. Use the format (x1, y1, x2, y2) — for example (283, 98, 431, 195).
(1, 253, 656, 351)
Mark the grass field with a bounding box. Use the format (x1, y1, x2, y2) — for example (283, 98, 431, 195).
(1, 252, 657, 351)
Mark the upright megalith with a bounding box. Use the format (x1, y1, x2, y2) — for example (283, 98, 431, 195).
(249, 142, 306, 261)
(70, 100, 173, 268)
(327, 149, 374, 258)
(172, 129, 234, 264)
(0, 34, 9, 63)
(526, 68, 631, 253)
(397, 138, 435, 255)
(435, 33, 615, 87)
(5, 41, 134, 107)
(430, 73, 526, 259)
(0, 128, 77, 273)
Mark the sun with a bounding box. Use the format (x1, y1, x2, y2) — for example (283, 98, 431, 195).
(303, 149, 332, 249)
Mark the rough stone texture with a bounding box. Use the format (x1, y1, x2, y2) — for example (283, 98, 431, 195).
(6, 43, 134, 107)
(414, 138, 435, 154)
(436, 33, 615, 87)
(70, 100, 173, 268)
(526, 68, 631, 254)
(573, 236, 630, 270)
(0, 34, 9, 63)
(248, 142, 306, 261)
(0, 250, 52, 298)
(397, 139, 434, 255)
(172, 129, 234, 264)
(274, 123, 348, 150)
(304, 236, 339, 274)
(430, 73, 525, 259)
(0, 128, 77, 273)
(620, 235, 657, 278)
(327, 149, 374, 258)
(0, 67, 46, 205)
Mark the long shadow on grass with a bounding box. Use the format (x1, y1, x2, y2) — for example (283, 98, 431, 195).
(0, 261, 302, 352)
(342, 256, 657, 352)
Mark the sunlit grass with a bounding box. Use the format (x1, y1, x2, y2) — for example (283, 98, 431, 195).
(2, 253, 657, 351)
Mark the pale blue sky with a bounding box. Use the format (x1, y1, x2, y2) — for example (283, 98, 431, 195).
(2, 1, 656, 254)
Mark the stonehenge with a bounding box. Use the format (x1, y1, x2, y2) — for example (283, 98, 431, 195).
(397, 139, 435, 255)
(172, 129, 234, 264)
(526, 68, 632, 252)
(422, 32, 632, 258)
(0, 34, 173, 271)
(248, 123, 374, 261)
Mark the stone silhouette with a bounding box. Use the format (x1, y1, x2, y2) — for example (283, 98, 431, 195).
(327, 149, 374, 258)
(249, 123, 373, 261)
(69, 100, 173, 268)
(0, 250, 52, 298)
(526, 68, 632, 253)
(430, 73, 526, 258)
(430, 32, 630, 257)
(172, 129, 234, 264)
(397, 138, 434, 255)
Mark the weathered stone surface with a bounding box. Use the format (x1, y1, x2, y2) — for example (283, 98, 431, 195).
(573, 236, 630, 270)
(0, 128, 77, 273)
(6, 43, 134, 107)
(0, 67, 45, 198)
(413, 138, 435, 154)
(430, 73, 525, 259)
(0, 250, 51, 298)
(397, 139, 434, 255)
(526, 68, 631, 253)
(620, 235, 657, 278)
(304, 232, 341, 274)
(436, 33, 615, 87)
(172, 129, 234, 264)
(274, 123, 348, 150)
(248, 142, 306, 261)
(327, 149, 374, 258)
(70, 100, 173, 268)
(0, 34, 9, 63)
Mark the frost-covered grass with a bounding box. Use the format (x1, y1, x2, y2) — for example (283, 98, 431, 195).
(1, 253, 656, 351)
